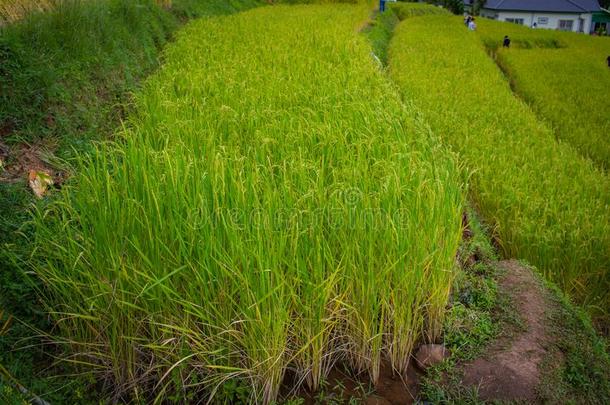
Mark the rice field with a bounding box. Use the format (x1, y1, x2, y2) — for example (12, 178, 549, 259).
(389, 14, 610, 321)
(476, 19, 610, 170)
(30, 3, 465, 402)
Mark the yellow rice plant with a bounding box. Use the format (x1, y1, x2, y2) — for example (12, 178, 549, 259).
(475, 18, 610, 170)
(389, 14, 610, 322)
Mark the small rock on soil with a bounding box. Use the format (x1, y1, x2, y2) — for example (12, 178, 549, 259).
(414, 344, 448, 371)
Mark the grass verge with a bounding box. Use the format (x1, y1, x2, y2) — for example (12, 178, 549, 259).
(420, 210, 610, 403)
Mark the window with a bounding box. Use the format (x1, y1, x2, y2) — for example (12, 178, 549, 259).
(505, 18, 524, 25)
(593, 22, 608, 34)
(558, 20, 574, 31)
(537, 17, 548, 25)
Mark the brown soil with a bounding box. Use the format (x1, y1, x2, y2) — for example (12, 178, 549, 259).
(459, 260, 553, 402)
(372, 361, 419, 405)
(282, 360, 420, 404)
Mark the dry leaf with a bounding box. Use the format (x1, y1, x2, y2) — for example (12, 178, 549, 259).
(28, 169, 53, 198)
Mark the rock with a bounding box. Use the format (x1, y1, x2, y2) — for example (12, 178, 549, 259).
(414, 344, 448, 371)
(365, 396, 391, 405)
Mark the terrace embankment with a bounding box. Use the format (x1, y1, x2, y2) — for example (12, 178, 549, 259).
(417, 210, 610, 403)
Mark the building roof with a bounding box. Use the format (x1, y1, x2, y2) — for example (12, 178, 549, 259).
(482, 0, 601, 13)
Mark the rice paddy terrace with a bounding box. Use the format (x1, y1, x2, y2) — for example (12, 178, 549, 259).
(389, 12, 610, 324)
(0, 1, 609, 403)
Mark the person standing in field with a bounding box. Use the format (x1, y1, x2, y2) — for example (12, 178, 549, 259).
(503, 35, 511, 48)
(465, 15, 472, 27)
(468, 17, 477, 31)
(379, 0, 386, 12)
(607, 55, 610, 68)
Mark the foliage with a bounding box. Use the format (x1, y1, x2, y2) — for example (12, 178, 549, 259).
(412, 1, 462, 15)
(441, 0, 464, 15)
(389, 15, 610, 322)
(529, 269, 610, 402)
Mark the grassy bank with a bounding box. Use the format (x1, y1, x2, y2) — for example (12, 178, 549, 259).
(364, 2, 451, 66)
(29, 3, 465, 402)
(388, 14, 610, 323)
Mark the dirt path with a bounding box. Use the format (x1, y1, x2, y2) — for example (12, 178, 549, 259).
(460, 260, 553, 402)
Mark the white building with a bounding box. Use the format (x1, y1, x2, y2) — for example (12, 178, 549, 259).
(475, 0, 602, 33)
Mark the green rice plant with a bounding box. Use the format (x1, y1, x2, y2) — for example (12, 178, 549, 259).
(390, 2, 450, 20)
(474, 19, 610, 170)
(364, 2, 451, 65)
(30, 3, 464, 403)
(389, 15, 610, 322)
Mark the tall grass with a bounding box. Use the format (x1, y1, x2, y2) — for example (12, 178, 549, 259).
(0, 0, 176, 25)
(475, 19, 610, 170)
(30, 3, 464, 403)
(389, 15, 610, 322)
